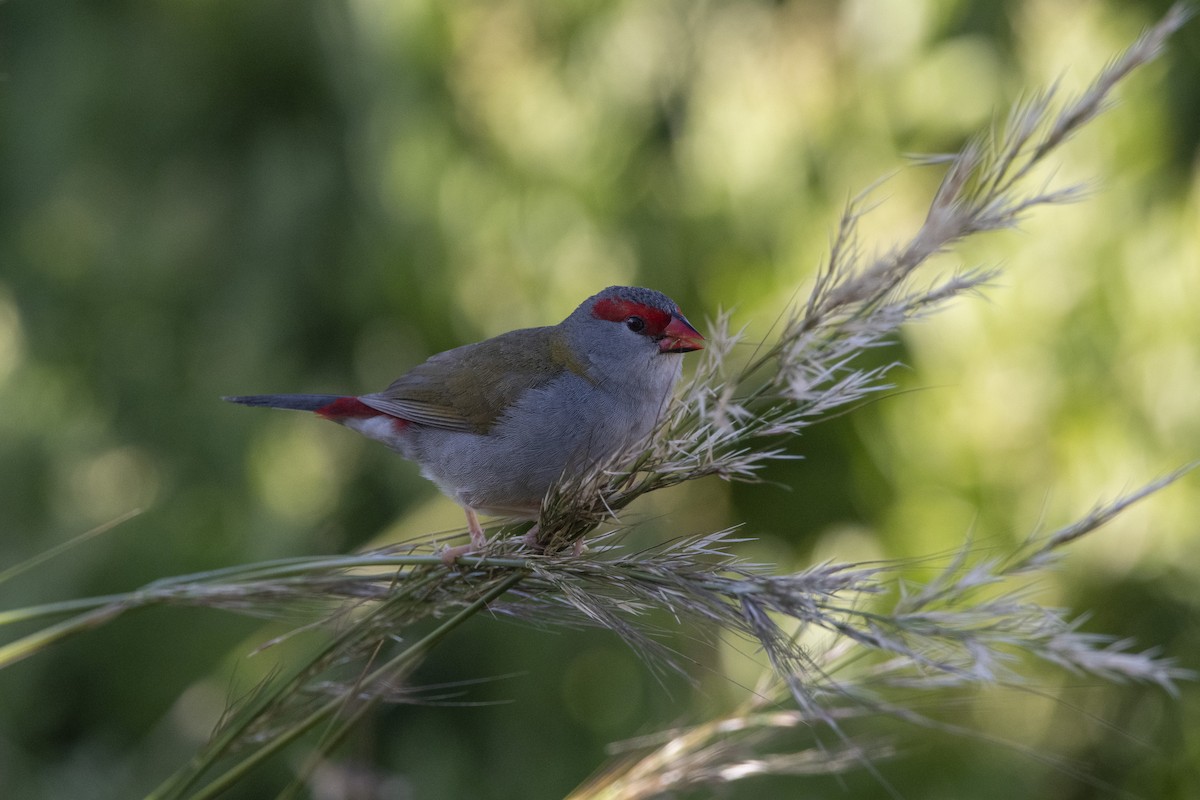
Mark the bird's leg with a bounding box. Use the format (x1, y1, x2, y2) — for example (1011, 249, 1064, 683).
(465, 507, 487, 549)
(440, 507, 488, 566)
(521, 522, 586, 556)
(521, 522, 541, 550)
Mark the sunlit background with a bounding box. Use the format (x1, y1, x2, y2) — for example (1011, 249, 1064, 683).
(2, 0, 1198, 797)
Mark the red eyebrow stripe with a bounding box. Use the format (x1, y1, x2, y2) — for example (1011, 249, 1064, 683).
(591, 298, 673, 334)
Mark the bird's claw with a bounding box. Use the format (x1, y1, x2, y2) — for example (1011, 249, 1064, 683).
(521, 523, 587, 557)
(521, 523, 541, 551)
(440, 543, 474, 566)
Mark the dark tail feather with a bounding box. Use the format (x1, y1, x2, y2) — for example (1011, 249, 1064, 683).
(223, 394, 344, 412)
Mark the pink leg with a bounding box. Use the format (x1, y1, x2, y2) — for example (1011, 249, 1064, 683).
(440, 507, 488, 565)
(521, 524, 585, 556)
(465, 507, 487, 549)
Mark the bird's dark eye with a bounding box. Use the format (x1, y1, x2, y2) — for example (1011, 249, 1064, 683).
(625, 316, 646, 333)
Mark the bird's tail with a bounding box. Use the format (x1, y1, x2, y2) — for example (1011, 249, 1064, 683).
(223, 394, 343, 412)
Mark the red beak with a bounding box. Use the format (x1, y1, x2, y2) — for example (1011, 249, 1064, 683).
(659, 314, 704, 353)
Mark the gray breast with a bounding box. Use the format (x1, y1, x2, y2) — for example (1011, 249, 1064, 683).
(405, 358, 678, 517)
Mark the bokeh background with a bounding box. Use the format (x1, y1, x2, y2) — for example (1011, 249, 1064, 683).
(2, 0, 1199, 797)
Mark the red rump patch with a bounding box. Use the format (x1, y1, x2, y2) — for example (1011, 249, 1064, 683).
(591, 298, 673, 335)
(316, 397, 378, 419)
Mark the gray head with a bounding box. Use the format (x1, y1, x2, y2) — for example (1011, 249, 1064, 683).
(564, 286, 704, 368)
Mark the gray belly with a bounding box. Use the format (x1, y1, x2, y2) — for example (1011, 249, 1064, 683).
(403, 373, 669, 517)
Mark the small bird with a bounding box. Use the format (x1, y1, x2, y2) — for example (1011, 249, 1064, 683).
(225, 286, 704, 556)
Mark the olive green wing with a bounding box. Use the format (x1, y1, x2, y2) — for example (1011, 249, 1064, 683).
(358, 326, 593, 434)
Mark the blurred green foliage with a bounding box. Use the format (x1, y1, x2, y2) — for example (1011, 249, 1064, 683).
(1, 0, 1198, 797)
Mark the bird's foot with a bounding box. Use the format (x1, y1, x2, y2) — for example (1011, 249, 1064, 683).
(465, 507, 488, 549)
(521, 523, 586, 557)
(440, 542, 474, 566)
(521, 523, 541, 550)
(441, 507, 489, 566)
